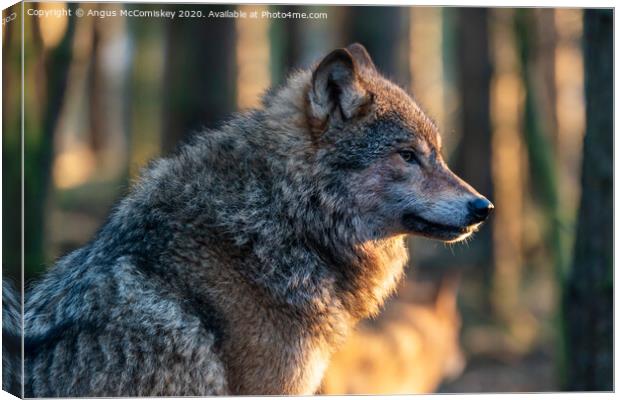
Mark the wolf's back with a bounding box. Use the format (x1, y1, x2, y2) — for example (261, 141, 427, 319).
(3, 279, 22, 397)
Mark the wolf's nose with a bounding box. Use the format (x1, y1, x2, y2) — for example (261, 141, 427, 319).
(468, 198, 494, 222)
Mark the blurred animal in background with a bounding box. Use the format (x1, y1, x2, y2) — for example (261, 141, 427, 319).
(321, 273, 465, 394)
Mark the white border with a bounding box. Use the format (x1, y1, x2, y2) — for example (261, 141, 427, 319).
(0, 1, 616, 400)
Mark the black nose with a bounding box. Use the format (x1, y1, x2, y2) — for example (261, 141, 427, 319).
(468, 198, 494, 222)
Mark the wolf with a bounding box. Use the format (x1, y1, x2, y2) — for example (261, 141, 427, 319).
(7, 43, 492, 396)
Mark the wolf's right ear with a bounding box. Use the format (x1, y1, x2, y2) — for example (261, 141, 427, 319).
(346, 43, 377, 72)
(308, 48, 372, 132)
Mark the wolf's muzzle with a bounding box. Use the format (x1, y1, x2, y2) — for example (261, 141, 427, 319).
(467, 198, 494, 223)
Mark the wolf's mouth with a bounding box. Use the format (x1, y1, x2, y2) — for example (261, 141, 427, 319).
(401, 213, 476, 243)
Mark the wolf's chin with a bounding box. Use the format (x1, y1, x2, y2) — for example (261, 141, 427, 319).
(443, 229, 476, 244)
(401, 213, 479, 243)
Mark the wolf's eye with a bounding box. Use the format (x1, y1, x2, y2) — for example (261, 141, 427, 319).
(398, 150, 419, 165)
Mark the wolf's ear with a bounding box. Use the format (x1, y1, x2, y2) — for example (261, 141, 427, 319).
(346, 43, 377, 72)
(308, 48, 372, 130)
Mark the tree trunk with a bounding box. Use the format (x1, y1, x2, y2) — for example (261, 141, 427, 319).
(161, 4, 237, 153)
(24, 4, 77, 279)
(87, 8, 105, 156)
(563, 9, 613, 391)
(268, 5, 343, 86)
(515, 8, 571, 377)
(344, 6, 410, 86)
(453, 8, 494, 309)
(2, 5, 22, 284)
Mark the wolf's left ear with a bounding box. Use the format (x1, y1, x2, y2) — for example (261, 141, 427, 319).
(308, 48, 372, 130)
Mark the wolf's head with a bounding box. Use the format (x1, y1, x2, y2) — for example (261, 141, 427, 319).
(303, 44, 493, 243)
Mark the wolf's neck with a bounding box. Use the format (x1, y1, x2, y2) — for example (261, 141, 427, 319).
(298, 223, 409, 320)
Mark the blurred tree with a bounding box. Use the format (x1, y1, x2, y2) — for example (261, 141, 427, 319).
(409, 7, 451, 138)
(24, 4, 77, 280)
(236, 5, 271, 110)
(269, 5, 342, 84)
(515, 8, 569, 376)
(344, 6, 410, 85)
(270, 6, 303, 76)
(515, 9, 567, 281)
(453, 8, 494, 309)
(87, 6, 106, 157)
(533, 9, 559, 148)
(563, 9, 613, 391)
(161, 5, 237, 153)
(553, 10, 586, 217)
(2, 5, 22, 285)
(128, 8, 166, 177)
(487, 9, 528, 344)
